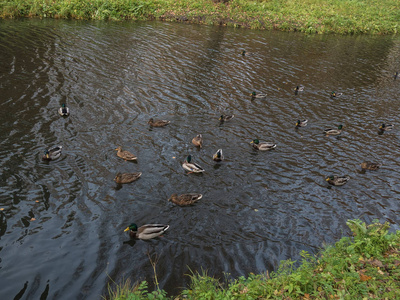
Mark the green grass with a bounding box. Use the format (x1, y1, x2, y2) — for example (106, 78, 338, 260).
(0, 0, 400, 34)
(106, 219, 400, 299)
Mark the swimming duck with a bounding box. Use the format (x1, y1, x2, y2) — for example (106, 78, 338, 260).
(251, 139, 276, 151)
(324, 125, 343, 136)
(182, 155, 205, 173)
(326, 175, 350, 186)
(330, 91, 343, 98)
(219, 115, 234, 122)
(114, 172, 142, 184)
(379, 124, 394, 131)
(124, 223, 169, 240)
(360, 161, 381, 170)
(250, 92, 267, 100)
(115, 147, 137, 161)
(294, 85, 304, 95)
(241, 50, 253, 56)
(148, 118, 170, 127)
(192, 134, 203, 148)
(58, 104, 70, 116)
(213, 149, 224, 162)
(295, 119, 308, 128)
(42, 146, 62, 161)
(394, 72, 398, 80)
(168, 193, 203, 206)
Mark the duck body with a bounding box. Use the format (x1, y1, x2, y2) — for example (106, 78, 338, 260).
(250, 92, 267, 100)
(114, 172, 142, 184)
(58, 104, 70, 116)
(294, 85, 304, 95)
(42, 146, 62, 161)
(379, 124, 394, 131)
(324, 125, 343, 136)
(148, 118, 170, 127)
(295, 119, 308, 128)
(330, 91, 343, 99)
(192, 134, 203, 148)
(168, 193, 203, 206)
(182, 155, 205, 173)
(251, 139, 276, 151)
(326, 175, 350, 186)
(124, 223, 169, 240)
(213, 149, 224, 162)
(219, 115, 234, 122)
(394, 72, 398, 80)
(115, 147, 137, 161)
(360, 161, 381, 170)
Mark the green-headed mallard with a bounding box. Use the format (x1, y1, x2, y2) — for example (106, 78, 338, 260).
(219, 115, 234, 122)
(379, 123, 394, 131)
(115, 146, 137, 161)
(182, 155, 205, 173)
(250, 92, 267, 100)
(360, 161, 382, 170)
(114, 172, 142, 184)
(124, 223, 169, 240)
(168, 193, 203, 206)
(241, 50, 253, 56)
(251, 139, 276, 151)
(192, 134, 203, 148)
(394, 71, 398, 80)
(294, 85, 304, 95)
(213, 149, 224, 162)
(324, 125, 343, 136)
(326, 175, 350, 186)
(295, 119, 308, 128)
(42, 146, 62, 161)
(330, 91, 343, 99)
(58, 103, 70, 116)
(148, 118, 170, 127)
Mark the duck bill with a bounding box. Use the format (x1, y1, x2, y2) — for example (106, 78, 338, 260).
(325, 178, 330, 181)
(124, 227, 130, 232)
(46, 154, 50, 159)
(250, 141, 254, 144)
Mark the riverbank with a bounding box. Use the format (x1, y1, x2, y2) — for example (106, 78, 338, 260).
(107, 219, 400, 299)
(1, 0, 399, 34)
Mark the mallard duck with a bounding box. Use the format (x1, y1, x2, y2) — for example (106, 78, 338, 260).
(148, 118, 170, 127)
(168, 193, 203, 206)
(42, 146, 62, 161)
(326, 175, 350, 186)
(219, 115, 234, 122)
(192, 134, 203, 148)
(294, 85, 304, 95)
(241, 50, 253, 56)
(58, 103, 70, 116)
(251, 139, 276, 151)
(124, 223, 169, 240)
(360, 161, 382, 170)
(379, 123, 394, 131)
(115, 147, 137, 161)
(182, 155, 205, 173)
(114, 172, 142, 184)
(324, 125, 343, 135)
(394, 72, 398, 80)
(250, 92, 267, 100)
(213, 149, 224, 162)
(330, 91, 343, 98)
(295, 119, 308, 128)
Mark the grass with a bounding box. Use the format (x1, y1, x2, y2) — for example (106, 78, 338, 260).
(106, 219, 400, 299)
(0, 0, 400, 34)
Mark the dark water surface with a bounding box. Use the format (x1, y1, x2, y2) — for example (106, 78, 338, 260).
(1, 19, 400, 299)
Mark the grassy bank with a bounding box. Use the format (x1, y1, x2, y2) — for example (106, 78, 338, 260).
(107, 219, 400, 299)
(0, 0, 400, 34)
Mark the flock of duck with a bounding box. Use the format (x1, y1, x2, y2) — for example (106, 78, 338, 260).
(42, 78, 396, 240)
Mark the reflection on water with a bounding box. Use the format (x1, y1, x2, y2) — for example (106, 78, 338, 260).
(0, 19, 400, 299)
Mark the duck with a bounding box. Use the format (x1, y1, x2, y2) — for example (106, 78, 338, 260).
(295, 119, 308, 128)
(148, 118, 170, 127)
(326, 175, 350, 186)
(213, 149, 224, 162)
(124, 223, 169, 240)
(330, 91, 343, 98)
(168, 193, 203, 206)
(192, 134, 203, 148)
(394, 71, 398, 80)
(114, 172, 142, 184)
(250, 92, 267, 100)
(182, 155, 205, 173)
(115, 146, 137, 161)
(324, 125, 343, 136)
(251, 139, 276, 151)
(58, 103, 70, 116)
(379, 123, 394, 131)
(294, 85, 304, 95)
(42, 146, 62, 161)
(219, 115, 234, 122)
(360, 161, 382, 170)
(241, 50, 253, 56)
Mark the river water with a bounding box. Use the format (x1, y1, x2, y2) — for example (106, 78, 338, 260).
(0, 19, 400, 299)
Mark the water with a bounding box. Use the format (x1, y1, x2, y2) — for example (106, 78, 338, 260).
(1, 19, 400, 299)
